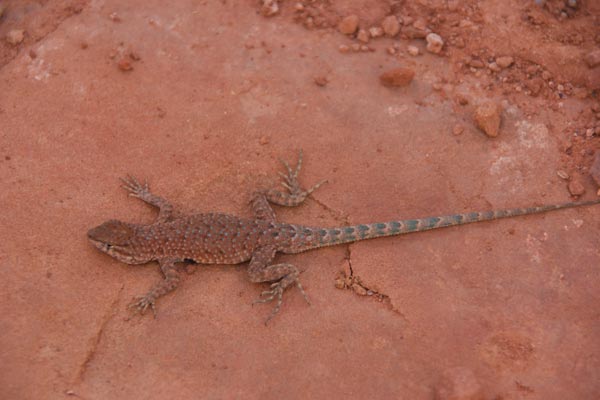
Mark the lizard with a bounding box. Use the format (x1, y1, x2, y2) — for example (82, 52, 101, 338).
(88, 151, 600, 323)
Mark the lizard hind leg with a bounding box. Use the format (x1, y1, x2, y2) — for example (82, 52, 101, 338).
(251, 263, 310, 324)
(248, 245, 309, 323)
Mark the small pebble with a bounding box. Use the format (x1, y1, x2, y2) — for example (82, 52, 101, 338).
(356, 29, 370, 43)
(568, 179, 585, 196)
(425, 33, 444, 54)
(369, 26, 383, 38)
(386, 47, 397, 55)
(352, 284, 367, 296)
(379, 67, 415, 87)
(338, 44, 350, 53)
(6, 29, 25, 45)
(495, 56, 514, 69)
(261, 0, 279, 16)
(488, 62, 500, 72)
(556, 170, 569, 180)
(469, 59, 484, 68)
(314, 76, 328, 87)
(584, 50, 600, 68)
(117, 58, 133, 71)
(452, 124, 464, 135)
(590, 152, 600, 186)
(381, 15, 400, 37)
(474, 102, 501, 137)
(259, 136, 270, 145)
(407, 45, 419, 56)
(338, 15, 359, 35)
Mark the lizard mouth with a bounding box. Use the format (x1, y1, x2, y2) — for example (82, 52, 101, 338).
(88, 237, 113, 253)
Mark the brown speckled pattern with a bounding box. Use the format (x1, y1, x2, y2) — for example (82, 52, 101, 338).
(88, 153, 600, 322)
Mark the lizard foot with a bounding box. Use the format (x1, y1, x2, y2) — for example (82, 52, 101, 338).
(128, 294, 157, 318)
(279, 150, 327, 198)
(120, 175, 150, 198)
(253, 277, 310, 324)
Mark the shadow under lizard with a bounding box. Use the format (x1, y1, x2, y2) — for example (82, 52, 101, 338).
(87, 151, 600, 323)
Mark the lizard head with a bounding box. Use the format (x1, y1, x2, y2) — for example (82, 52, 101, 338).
(87, 220, 150, 264)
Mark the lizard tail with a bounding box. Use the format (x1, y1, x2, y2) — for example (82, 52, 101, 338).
(301, 199, 600, 250)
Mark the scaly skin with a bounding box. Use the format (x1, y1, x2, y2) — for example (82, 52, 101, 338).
(87, 151, 600, 322)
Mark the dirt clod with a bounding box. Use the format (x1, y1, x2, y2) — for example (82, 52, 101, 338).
(495, 56, 514, 69)
(425, 33, 444, 54)
(381, 15, 400, 37)
(117, 58, 133, 71)
(369, 26, 383, 38)
(453, 124, 464, 136)
(379, 68, 415, 87)
(6, 29, 25, 45)
(357, 29, 370, 43)
(314, 76, 328, 87)
(407, 45, 419, 56)
(568, 178, 585, 196)
(584, 50, 600, 68)
(474, 102, 501, 137)
(556, 170, 570, 180)
(261, 0, 279, 17)
(338, 15, 359, 35)
(589, 153, 600, 186)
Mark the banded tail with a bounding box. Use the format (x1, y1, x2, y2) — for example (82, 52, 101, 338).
(299, 199, 600, 251)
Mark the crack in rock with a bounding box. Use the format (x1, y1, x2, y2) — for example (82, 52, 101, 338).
(72, 285, 123, 387)
(334, 246, 407, 319)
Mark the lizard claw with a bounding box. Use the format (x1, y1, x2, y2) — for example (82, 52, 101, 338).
(252, 277, 310, 324)
(128, 295, 157, 318)
(120, 175, 150, 198)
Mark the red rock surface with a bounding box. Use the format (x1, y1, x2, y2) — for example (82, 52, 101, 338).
(1, 1, 600, 399)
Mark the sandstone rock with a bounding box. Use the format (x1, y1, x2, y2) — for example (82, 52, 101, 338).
(474, 102, 501, 137)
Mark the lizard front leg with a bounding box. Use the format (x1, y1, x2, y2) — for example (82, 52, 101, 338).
(129, 258, 180, 316)
(248, 246, 310, 323)
(120, 175, 177, 223)
(250, 150, 326, 222)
